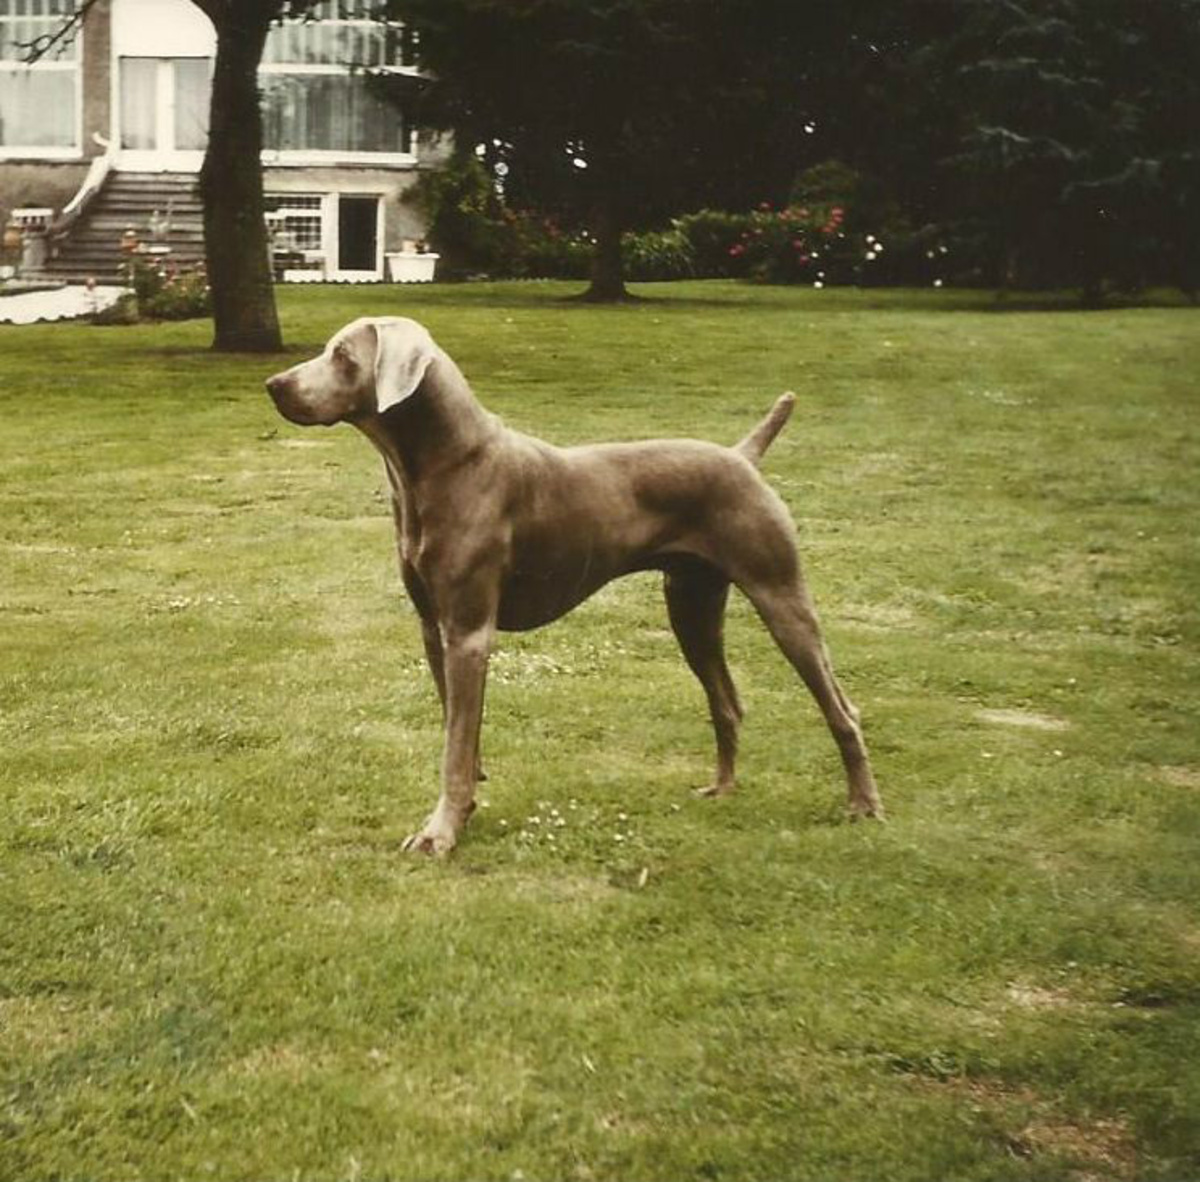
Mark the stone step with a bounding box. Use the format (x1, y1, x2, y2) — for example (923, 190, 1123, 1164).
(43, 170, 208, 282)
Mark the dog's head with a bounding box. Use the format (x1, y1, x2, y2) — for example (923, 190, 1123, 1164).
(265, 316, 438, 427)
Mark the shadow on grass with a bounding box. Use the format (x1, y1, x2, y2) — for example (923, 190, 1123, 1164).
(373, 279, 1198, 315)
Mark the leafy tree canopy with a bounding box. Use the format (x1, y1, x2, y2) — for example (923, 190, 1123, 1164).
(380, 0, 831, 297)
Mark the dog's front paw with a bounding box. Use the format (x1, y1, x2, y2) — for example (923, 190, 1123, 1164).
(401, 798, 476, 856)
(401, 823, 458, 856)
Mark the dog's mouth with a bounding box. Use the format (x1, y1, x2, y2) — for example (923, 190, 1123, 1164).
(265, 375, 323, 426)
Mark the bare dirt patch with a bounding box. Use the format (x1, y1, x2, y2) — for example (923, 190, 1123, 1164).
(915, 1074, 1136, 1179)
(843, 601, 920, 631)
(1005, 983, 1078, 1010)
(1159, 766, 1200, 790)
(1017, 1115, 1136, 1180)
(976, 707, 1071, 732)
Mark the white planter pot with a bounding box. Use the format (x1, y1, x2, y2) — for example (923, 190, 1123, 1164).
(385, 252, 438, 283)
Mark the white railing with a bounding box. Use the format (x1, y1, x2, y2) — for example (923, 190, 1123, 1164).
(50, 132, 116, 238)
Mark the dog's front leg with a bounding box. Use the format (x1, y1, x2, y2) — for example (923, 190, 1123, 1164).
(402, 622, 493, 855)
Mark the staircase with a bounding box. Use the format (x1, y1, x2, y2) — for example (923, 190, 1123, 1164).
(40, 172, 205, 284)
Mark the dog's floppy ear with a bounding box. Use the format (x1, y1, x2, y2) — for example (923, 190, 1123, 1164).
(373, 318, 437, 413)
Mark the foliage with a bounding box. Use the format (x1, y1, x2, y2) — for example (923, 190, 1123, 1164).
(889, 0, 1200, 299)
(3, 282, 1199, 1178)
(404, 155, 593, 280)
(672, 210, 755, 279)
(380, 0, 820, 298)
(88, 292, 139, 326)
(619, 227, 695, 282)
(403, 152, 513, 278)
(114, 259, 212, 321)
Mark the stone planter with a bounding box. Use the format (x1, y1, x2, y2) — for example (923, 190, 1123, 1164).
(385, 251, 438, 283)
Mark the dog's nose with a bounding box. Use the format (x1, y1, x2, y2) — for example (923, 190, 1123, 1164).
(265, 372, 289, 400)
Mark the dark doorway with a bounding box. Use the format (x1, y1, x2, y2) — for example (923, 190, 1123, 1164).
(338, 196, 378, 272)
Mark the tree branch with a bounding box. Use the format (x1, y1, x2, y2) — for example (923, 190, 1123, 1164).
(16, 0, 102, 64)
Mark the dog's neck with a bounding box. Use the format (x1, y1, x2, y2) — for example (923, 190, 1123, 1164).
(355, 352, 498, 488)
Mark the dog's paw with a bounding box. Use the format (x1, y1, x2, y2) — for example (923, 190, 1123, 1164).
(401, 823, 458, 856)
(694, 782, 736, 799)
(849, 795, 885, 822)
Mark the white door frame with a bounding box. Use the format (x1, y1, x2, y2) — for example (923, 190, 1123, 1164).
(327, 193, 385, 281)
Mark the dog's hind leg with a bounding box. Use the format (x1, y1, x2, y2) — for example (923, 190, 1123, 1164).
(664, 560, 744, 797)
(745, 578, 883, 819)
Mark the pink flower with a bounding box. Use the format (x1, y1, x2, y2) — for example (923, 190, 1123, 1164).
(728, 244, 745, 257)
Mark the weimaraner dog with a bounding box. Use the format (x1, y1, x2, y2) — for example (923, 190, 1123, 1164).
(266, 316, 882, 853)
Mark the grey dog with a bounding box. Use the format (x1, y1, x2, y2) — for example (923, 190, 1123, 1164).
(266, 316, 882, 853)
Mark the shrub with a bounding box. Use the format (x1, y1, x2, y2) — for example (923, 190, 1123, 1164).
(89, 292, 139, 326)
(674, 210, 755, 277)
(621, 227, 695, 281)
(120, 259, 211, 320)
(724, 203, 858, 285)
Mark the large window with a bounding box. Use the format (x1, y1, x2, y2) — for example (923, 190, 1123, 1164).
(261, 0, 412, 158)
(0, 0, 79, 154)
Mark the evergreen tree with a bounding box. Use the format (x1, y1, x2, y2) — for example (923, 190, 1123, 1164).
(380, 0, 821, 300)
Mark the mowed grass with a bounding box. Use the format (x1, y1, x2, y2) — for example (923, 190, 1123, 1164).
(2, 281, 1198, 1181)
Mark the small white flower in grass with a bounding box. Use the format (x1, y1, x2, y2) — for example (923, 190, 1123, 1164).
(499, 818, 508, 828)
(813, 281, 824, 289)
(617, 812, 628, 822)
(982, 751, 994, 760)
(865, 251, 877, 261)
(933, 279, 944, 288)
(614, 833, 625, 843)
(528, 815, 541, 826)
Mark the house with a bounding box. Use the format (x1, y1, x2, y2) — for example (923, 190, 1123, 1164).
(0, 0, 437, 283)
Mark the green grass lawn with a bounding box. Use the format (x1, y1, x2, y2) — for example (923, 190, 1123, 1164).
(2, 281, 1198, 1181)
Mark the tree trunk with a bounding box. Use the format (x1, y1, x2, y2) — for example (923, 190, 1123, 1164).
(198, 13, 282, 352)
(581, 199, 629, 302)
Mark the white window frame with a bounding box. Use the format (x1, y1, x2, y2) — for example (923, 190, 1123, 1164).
(266, 190, 386, 281)
(0, 4, 83, 160)
(259, 5, 418, 167)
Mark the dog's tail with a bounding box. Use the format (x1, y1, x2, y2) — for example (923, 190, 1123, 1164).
(735, 392, 795, 465)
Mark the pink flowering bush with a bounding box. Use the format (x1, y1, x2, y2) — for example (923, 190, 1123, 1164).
(728, 202, 862, 285)
(128, 259, 211, 320)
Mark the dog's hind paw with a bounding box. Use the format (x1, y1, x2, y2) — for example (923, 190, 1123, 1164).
(694, 781, 736, 799)
(849, 796, 885, 822)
